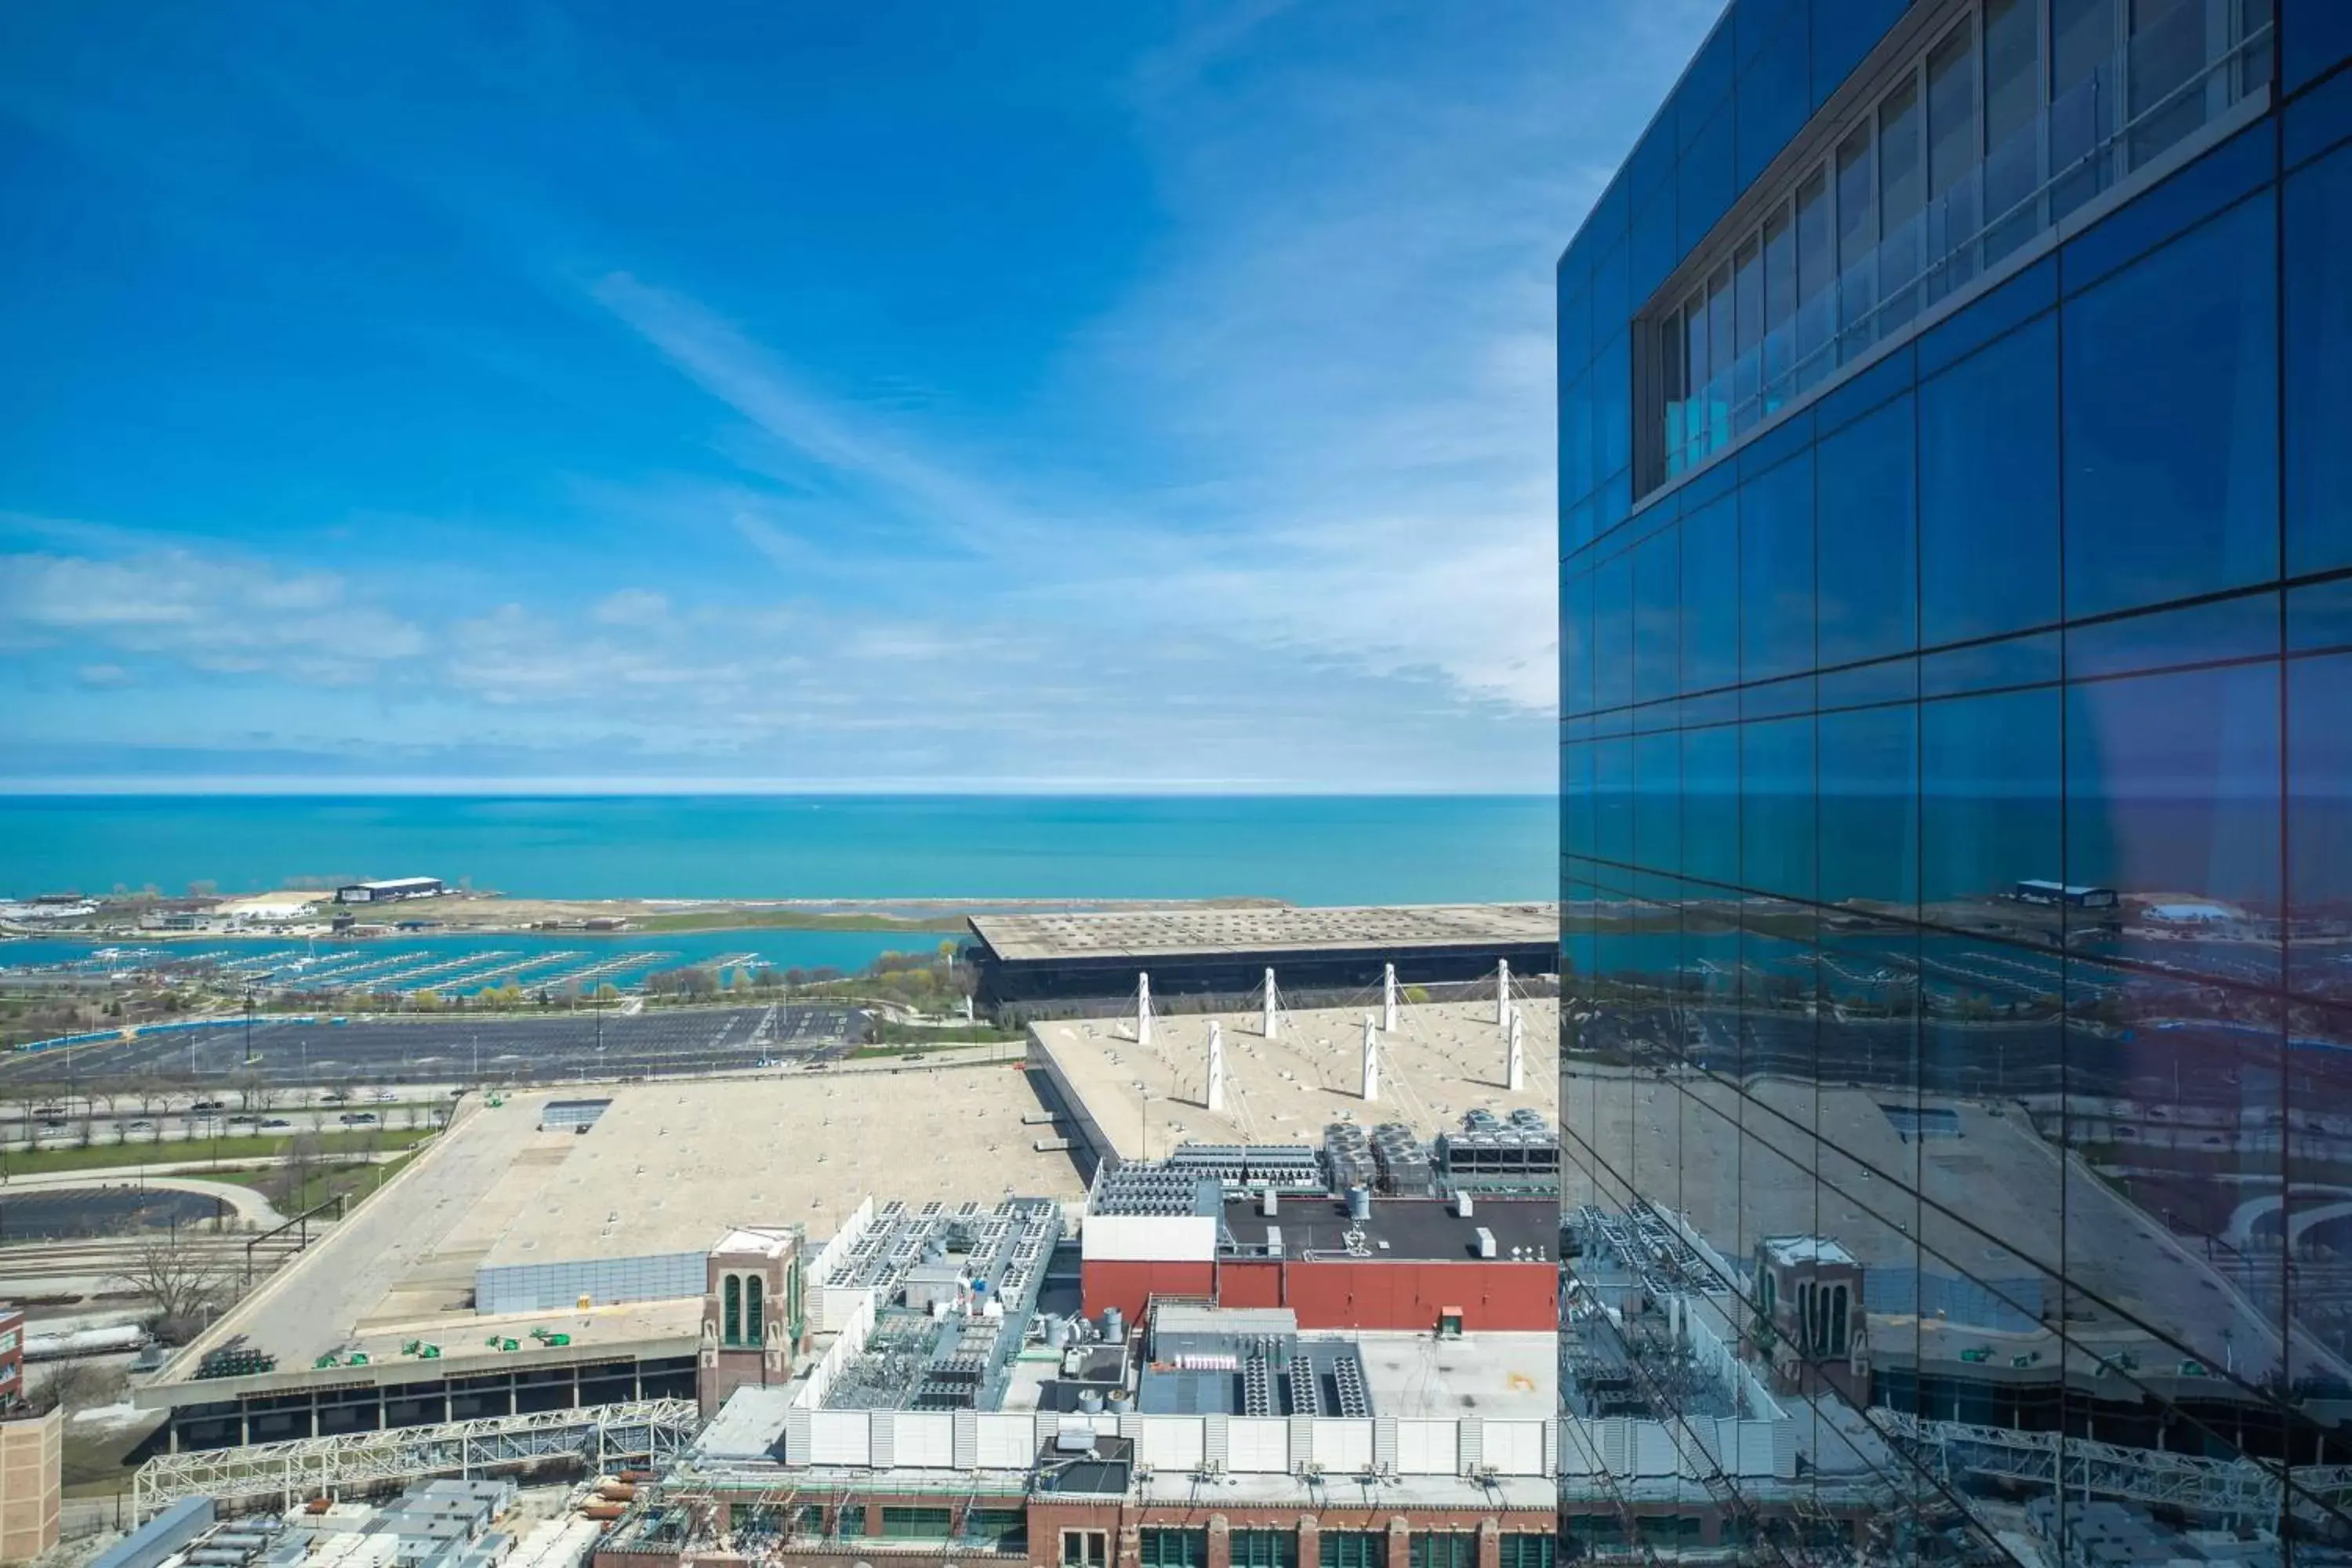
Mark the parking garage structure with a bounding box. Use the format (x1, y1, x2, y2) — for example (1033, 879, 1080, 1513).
(966, 905, 1556, 1009)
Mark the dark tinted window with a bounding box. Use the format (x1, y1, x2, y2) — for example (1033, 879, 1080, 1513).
(1680, 104, 1737, 256)
(1681, 495, 1740, 693)
(2286, 142, 2352, 575)
(1633, 526, 1682, 704)
(1918, 315, 2061, 646)
(1740, 453, 1815, 682)
(1815, 393, 1916, 667)
(2061, 194, 2279, 618)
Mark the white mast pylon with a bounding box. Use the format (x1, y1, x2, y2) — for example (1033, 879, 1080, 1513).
(1137, 971, 1153, 1047)
(1262, 967, 1279, 1040)
(1382, 962, 1398, 1032)
(1360, 1014, 1380, 1102)
(1206, 1021, 1225, 1112)
(1506, 1007, 1526, 1091)
(1497, 958, 1512, 1025)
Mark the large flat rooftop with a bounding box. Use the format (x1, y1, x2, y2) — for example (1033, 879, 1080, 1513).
(971, 903, 1558, 964)
(1033, 999, 1558, 1161)
(156, 1062, 1083, 1384)
(478, 1064, 1081, 1272)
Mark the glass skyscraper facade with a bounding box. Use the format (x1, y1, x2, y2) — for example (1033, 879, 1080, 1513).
(1559, 0, 2352, 1559)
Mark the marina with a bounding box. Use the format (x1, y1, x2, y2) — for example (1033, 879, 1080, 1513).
(0, 928, 926, 998)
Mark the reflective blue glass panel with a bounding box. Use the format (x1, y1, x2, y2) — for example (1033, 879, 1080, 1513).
(1680, 20, 1737, 151)
(1740, 452, 1816, 681)
(2285, 0, 2352, 93)
(2287, 141, 2352, 576)
(1682, 723, 1740, 888)
(1633, 525, 1682, 705)
(1595, 550, 1633, 713)
(1632, 187, 1679, 307)
(2288, 652, 2352, 998)
(1679, 104, 1737, 257)
(1819, 702, 1918, 906)
(1741, 715, 1817, 896)
(1812, 0, 1911, 110)
(1918, 314, 2060, 646)
(1815, 392, 1917, 667)
(1634, 731, 1682, 877)
(1681, 494, 1741, 693)
(2062, 193, 2280, 619)
(1595, 329, 1633, 487)
(1737, 0, 1812, 191)
(1921, 687, 2061, 907)
(2066, 662, 2281, 976)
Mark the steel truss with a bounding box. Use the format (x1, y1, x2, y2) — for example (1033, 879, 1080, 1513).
(132, 1399, 700, 1519)
(1873, 1409, 2352, 1531)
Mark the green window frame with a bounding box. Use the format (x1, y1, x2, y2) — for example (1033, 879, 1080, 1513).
(1140, 1529, 1209, 1568)
(964, 1509, 1028, 1550)
(1497, 1535, 1556, 1568)
(1229, 1530, 1298, 1568)
(746, 1275, 764, 1342)
(1410, 1534, 1476, 1568)
(721, 1275, 741, 1344)
(880, 1507, 953, 1540)
(1319, 1532, 1385, 1568)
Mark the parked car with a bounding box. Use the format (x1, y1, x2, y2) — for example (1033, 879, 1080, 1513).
(261, 1118, 292, 1129)
(338, 1112, 378, 1125)
(128, 1120, 155, 1132)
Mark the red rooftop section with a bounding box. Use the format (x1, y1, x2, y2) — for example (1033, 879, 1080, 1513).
(1080, 1189, 1556, 1332)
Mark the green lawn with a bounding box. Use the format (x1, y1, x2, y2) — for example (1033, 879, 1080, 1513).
(0, 1124, 436, 1178)
(208, 1148, 422, 1213)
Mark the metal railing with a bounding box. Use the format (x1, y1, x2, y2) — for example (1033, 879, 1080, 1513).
(132, 1397, 699, 1519)
(1661, 0, 2272, 483)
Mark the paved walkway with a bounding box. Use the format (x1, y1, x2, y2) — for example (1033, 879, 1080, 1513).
(0, 1167, 289, 1227)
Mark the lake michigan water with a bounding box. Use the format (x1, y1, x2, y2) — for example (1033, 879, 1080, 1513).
(0, 796, 1558, 906)
(0, 795, 1556, 982)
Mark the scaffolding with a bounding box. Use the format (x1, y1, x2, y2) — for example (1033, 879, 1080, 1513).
(1872, 1407, 2352, 1533)
(131, 1399, 700, 1520)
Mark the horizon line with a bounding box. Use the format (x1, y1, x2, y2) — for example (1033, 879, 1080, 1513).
(0, 779, 1555, 800)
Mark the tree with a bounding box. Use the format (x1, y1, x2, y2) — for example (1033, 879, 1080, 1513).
(116, 1231, 232, 1335)
(31, 1358, 127, 1416)
(276, 1132, 323, 1211)
(413, 989, 443, 1013)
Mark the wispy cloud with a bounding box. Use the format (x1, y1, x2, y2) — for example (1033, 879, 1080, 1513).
(0, 546, 425, 682)
(0, 1, 1720, 792)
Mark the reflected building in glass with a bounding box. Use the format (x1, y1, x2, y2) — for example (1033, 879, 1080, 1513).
(1558, 0, 2352, 1559)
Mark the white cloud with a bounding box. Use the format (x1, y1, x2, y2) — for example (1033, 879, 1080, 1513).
(0, 548, 425, 680)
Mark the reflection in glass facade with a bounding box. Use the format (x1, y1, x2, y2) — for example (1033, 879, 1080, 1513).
(1560, 0, 2352, 1559)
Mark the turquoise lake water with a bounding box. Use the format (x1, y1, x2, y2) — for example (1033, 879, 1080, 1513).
(0, 795, 1557, 905)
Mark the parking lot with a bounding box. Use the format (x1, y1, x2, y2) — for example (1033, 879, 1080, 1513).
(0, 1004, 867, 1094)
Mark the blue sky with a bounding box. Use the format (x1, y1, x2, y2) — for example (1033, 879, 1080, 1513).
(0, 0, 1714, 793)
